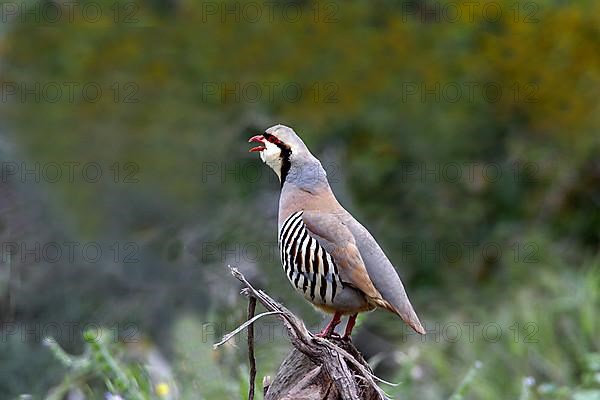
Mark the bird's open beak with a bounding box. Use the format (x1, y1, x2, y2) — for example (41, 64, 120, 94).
(248, 135, 266, 152)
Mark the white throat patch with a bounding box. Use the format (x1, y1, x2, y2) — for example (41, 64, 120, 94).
(260, 140, 283, 180)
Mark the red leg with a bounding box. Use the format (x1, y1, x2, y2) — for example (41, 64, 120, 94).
(343, 314, 358, 339)
(316, 312, 342, 337)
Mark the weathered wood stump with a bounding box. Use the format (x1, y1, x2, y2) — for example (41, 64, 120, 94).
(264, 338, 380, 400)
(214, 267, 391, 400)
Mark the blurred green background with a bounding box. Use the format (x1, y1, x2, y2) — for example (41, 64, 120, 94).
(0, 0, 599, 398)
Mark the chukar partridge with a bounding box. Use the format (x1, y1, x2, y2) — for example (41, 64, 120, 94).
(249, 124, 425, 338)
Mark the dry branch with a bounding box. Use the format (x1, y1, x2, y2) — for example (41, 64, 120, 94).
(247, 296, 257, 400)
(214, 266, 393, 400)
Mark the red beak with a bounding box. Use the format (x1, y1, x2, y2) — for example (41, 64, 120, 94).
(248, 135, 266, 152)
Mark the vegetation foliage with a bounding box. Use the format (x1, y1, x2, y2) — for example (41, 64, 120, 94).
(0, 0, 598, 398)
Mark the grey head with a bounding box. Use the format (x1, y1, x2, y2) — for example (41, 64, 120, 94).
(249, 124, 328, 189)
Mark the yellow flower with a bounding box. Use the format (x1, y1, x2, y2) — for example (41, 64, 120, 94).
(156, 383, 170, 397)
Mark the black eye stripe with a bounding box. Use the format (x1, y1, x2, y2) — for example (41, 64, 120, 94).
(264, 132, 285, 145)
(263, 133, 275, 142)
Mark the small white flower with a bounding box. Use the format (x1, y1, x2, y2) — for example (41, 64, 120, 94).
(410, 365, 424, 380)
(523, 376, 535, 386)
(105, 393, 124, 400)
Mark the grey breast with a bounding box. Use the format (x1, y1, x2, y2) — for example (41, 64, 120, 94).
(278, 211, 343, 305)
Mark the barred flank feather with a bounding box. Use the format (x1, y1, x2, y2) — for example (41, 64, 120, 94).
(279, 211, 343, 305)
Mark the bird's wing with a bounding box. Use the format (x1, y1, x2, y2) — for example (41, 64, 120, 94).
(301, 211, 383, 301)
(302, 210, 426, 335)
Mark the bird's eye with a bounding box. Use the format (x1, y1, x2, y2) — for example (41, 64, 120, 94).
(264, 133, 278, 143)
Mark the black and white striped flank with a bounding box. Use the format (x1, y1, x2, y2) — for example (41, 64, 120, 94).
(278, 211, 343, 305)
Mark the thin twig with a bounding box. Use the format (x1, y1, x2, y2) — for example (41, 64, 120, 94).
(247, 296, 257, 400)
(213, 310, 282, 349)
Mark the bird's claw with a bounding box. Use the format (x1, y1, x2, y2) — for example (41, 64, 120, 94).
(314, 330, 341, 339)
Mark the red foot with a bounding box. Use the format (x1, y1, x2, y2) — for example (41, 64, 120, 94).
(315, 312, 342, 338)
(342, 314, 358, 340)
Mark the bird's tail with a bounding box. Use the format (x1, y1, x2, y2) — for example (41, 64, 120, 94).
(373, 297, 426, 335)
